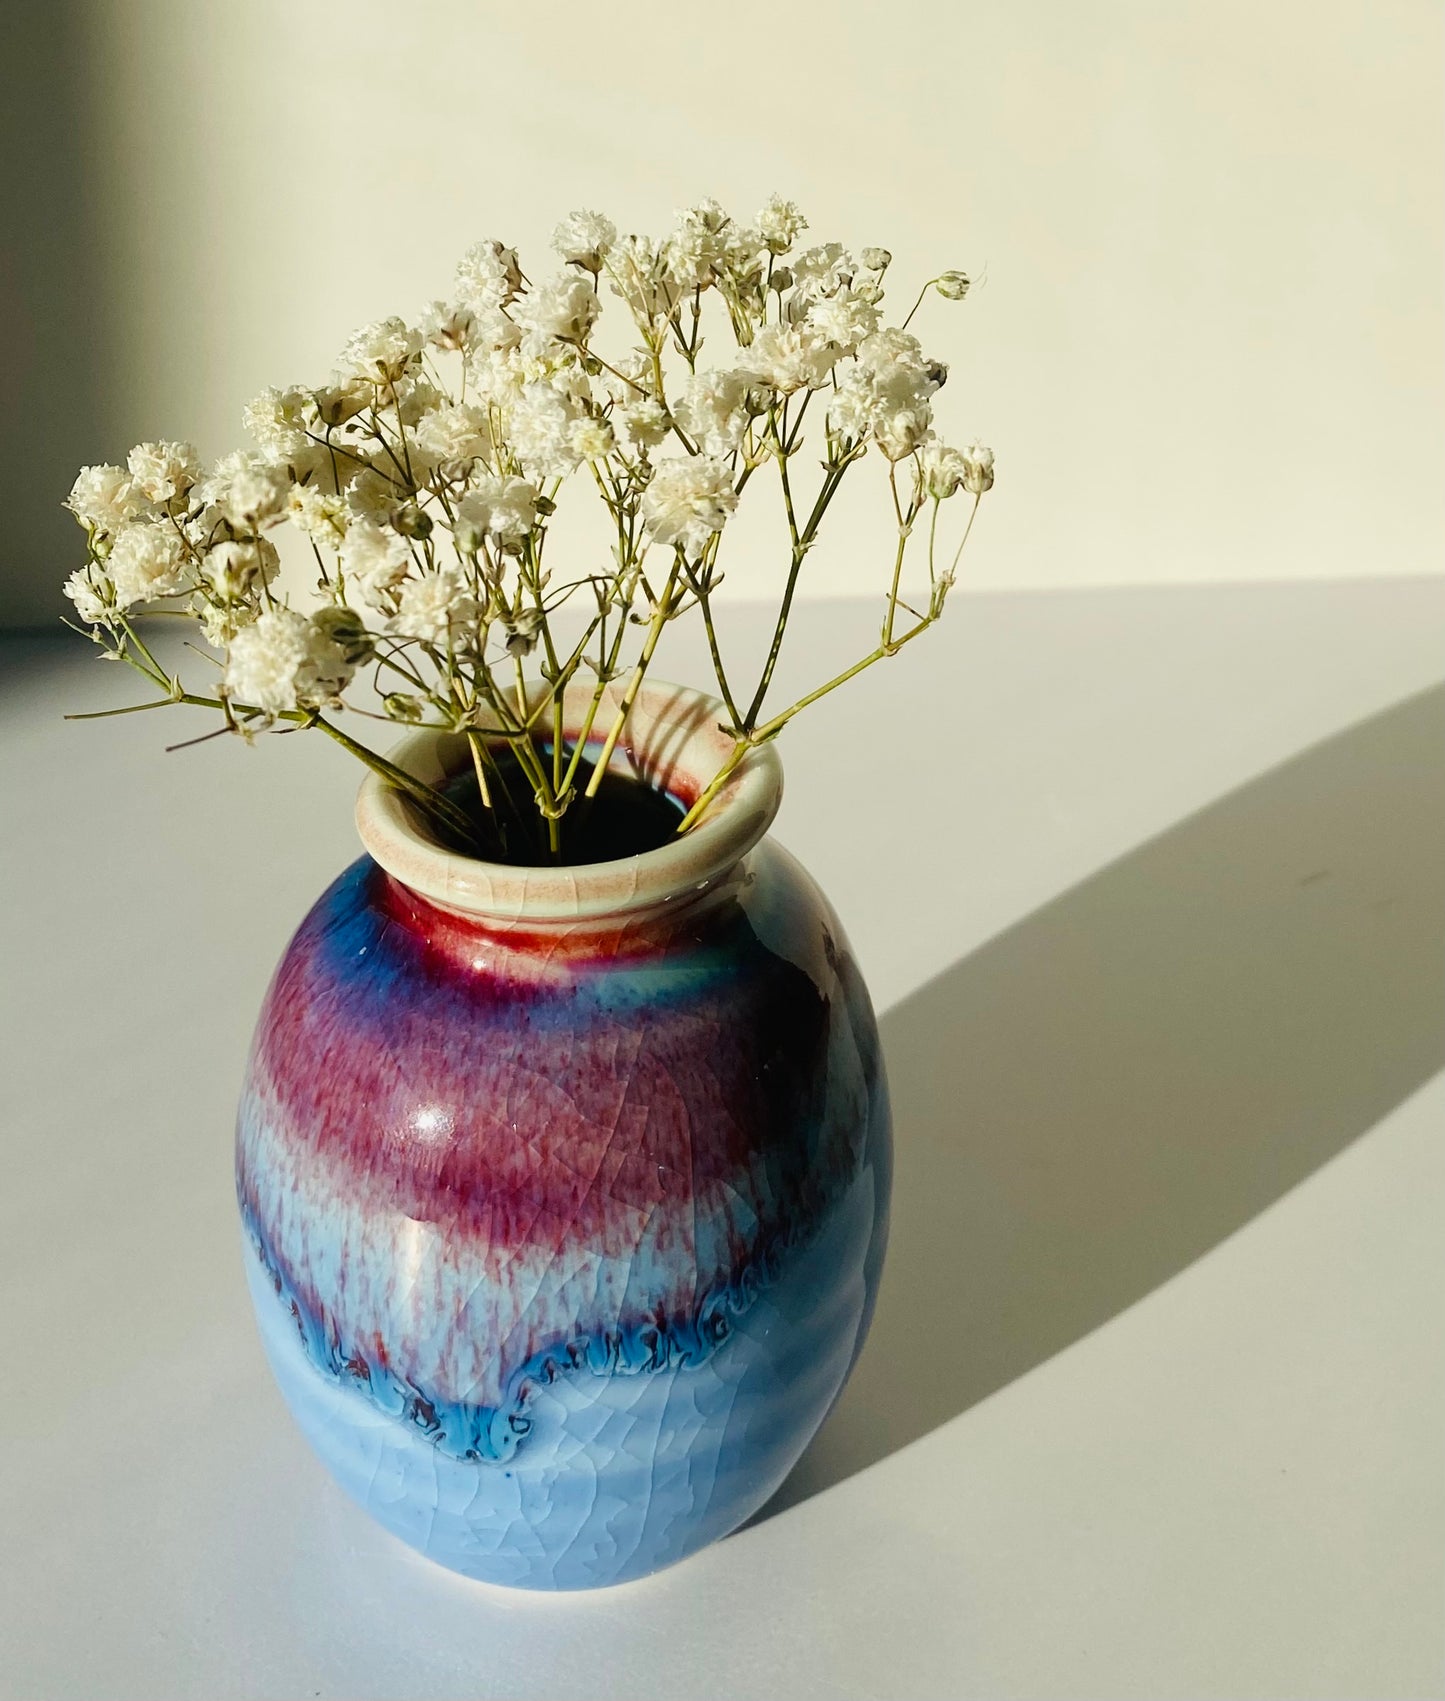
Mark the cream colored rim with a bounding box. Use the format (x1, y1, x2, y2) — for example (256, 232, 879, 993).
(354, 678, 783, 923)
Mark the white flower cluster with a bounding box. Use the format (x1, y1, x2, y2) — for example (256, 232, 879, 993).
(225, 607, 355, 716)
(828, 328, 946, 460)
(640, 456, 739, 551)
(63, 194, 992, 745)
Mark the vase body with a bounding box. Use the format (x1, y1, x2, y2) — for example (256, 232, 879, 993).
(235, 685, 891, 1590)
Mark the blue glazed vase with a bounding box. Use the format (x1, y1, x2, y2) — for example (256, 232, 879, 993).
(236, 683, 891, 1590)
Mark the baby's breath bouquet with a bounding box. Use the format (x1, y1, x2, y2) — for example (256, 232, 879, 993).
(63, 196, 992, 861)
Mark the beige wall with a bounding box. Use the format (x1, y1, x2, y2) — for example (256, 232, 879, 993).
(6, 0, 1442, 625)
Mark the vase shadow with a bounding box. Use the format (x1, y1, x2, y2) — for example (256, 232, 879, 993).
(752, 684, 1445, 1523)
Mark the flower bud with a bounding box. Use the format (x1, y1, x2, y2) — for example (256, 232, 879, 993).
(452, 516, 484, 555)
(935, 271, 970, 301)
(391, 502, 433, 539)
(504, 609, 542, 658)
(312, 604, 375, 664)
(961, 443, 995, 496)
(862, 247, 892, 272)
(382, 692, 425, 723)
(206, 537, 280, 598)
(315, 380, 370, 426)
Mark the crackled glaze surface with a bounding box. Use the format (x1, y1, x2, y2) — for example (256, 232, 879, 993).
(236, 689, 890, 1590)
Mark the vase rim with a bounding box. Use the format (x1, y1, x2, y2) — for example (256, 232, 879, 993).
(354, 678, 783, 925)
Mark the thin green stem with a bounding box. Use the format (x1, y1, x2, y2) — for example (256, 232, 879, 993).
(674, 738, 747, 834)
(463, 725, 493, 811)
(756, 616, 935, 742)
(310, 715, 477, 846)
(118, 619, 172, 687)
(682, 555, 742, 729)
(130, 680, 475, 847)
(742, 458, 847, 729)
(65, 697, 177, 720)
(584, 564, 681, 799)
(946, 493, 982, 584)
(882, 528, 909, 647)
(900, 279, 936, 331)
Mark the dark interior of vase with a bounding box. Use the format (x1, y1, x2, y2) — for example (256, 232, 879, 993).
(428, 740, 687, 867)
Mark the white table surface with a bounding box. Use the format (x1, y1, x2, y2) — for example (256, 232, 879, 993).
(2, 581, 1443, 1701)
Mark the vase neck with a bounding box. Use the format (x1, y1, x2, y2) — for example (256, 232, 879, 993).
(354, 680, 782, 933)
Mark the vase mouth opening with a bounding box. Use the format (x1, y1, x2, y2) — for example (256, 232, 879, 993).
(355, 679, 783, 926)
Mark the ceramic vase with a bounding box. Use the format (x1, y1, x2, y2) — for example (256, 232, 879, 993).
(236, 681, 891, 1590)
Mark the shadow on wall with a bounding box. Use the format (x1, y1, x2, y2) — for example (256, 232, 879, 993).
(757, 685, 1445, 1521)
(1, 2, 104, 632)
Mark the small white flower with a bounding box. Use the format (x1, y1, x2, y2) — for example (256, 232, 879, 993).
(243, 388, 314, 461)
(757, 195, 807, 254)
(640, 455, 738, 552)
(108, 520, 189, 607)
(667, 199, 731, 288)
(917, 442, 968, 501)
(412, 402, 492, 469)
(935, 270, 971, 301)
(594, 348, 652, 405)
(615, 397, 670, 451)
(287, 484, 350, 547)
(569, 416, 616, 462)
(394, 376, 446, 428)
(197, 450, 289, 527)
(740, 324, 837, 394)
(224, 459, 291, 529)
(675, 368, 749, 457)
(804, 288, 880, 353)
(455, 474, 539, 546)
(466, 305, 523, 357)
(508, 380, 581, 479)
(224, 607, 353, 716)
(607, 233, 684, 326)
(791, 243, 857, 300)
(63, 565, 116, 625)
(856, 326, 929, 375)
(455, 240, 522, 310)
(340, 519, 412, 605)
(552, 209, 617, 270)
(339, 316, 423, 383)
(828, 327, 946, 460)
(126, 441, 201, 506)
(717, 224, 768, 293)
(465, 342, 526, 414)
(861, 247, 892, 273)
(420, 299, 479, 355)
(204, 537, 281, 599)
(64, 464, 146, 534)
(851, 269, 886, 307)
(513, 273, 600, 352)
(180, 501, 226, 551)
(960, 442, 995, 495)
(826, 365, 876, 441)
(874, 405, 933, 462)
(195, 597, 258, 648)
(549, 360, 595, 406)
(344, 465, 406, 525)
(386, 567, 480, 646)
(314, 378, 372, 427)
